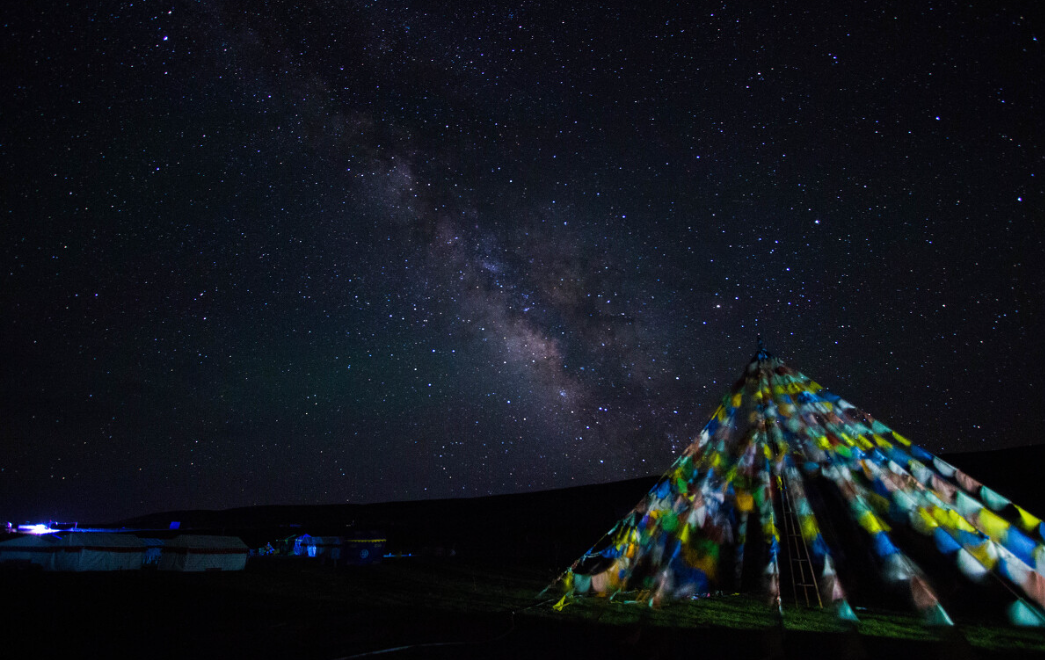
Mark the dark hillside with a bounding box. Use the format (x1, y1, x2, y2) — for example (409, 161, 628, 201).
(115, 476, 659, 563)
(109, 445, 1045, 563)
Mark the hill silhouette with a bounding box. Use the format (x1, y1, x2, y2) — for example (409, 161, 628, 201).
(112, 444, 1045, 564)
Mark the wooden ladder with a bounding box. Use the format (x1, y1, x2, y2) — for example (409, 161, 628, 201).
(778, 475, 823, 608)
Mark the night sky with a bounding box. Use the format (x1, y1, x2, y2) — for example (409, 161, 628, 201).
(3, 2, 1043, 523)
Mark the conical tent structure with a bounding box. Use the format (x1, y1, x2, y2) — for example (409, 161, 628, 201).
(555, 346, 1045, 627)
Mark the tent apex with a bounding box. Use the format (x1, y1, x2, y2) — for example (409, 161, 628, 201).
(755, 334, 773, 362)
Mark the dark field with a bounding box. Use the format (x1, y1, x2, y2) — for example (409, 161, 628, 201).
(5, 445, 1045, 659)
(2, 556, 1043, 659)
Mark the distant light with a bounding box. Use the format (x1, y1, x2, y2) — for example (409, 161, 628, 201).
(17, 524, 57, 535)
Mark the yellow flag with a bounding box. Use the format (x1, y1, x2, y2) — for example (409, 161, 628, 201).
(966, 539, 998, 570)
(858, 510, 888, 535)
(736, 491, 754, 512)
(872, 434, 892, 449)
(911, 508, 938, 535)
(800, 516, 819, 542)
(977, 508, 1010, 542)
(552, 595, 569, 611)
(1015, 505, 1042, 533)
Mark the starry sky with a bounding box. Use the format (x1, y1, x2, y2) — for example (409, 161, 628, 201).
(2, 2, 1043, 523)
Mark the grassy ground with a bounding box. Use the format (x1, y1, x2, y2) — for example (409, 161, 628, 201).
(546, 591, 1045, 651)
(1, 557, 1042, 658)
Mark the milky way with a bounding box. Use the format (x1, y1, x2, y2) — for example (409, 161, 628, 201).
(2, 2, 1042, 521)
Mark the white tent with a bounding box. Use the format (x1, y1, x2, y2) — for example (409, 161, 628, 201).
(142, 538, 165, 567)
(291, 533, 313, 556)
(0, 534, 60, 569)
(158, 535, 248, 572)
(307, 536, 342, 561)
(0, 533, 144, 571)
(52, 533, 144, 571)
